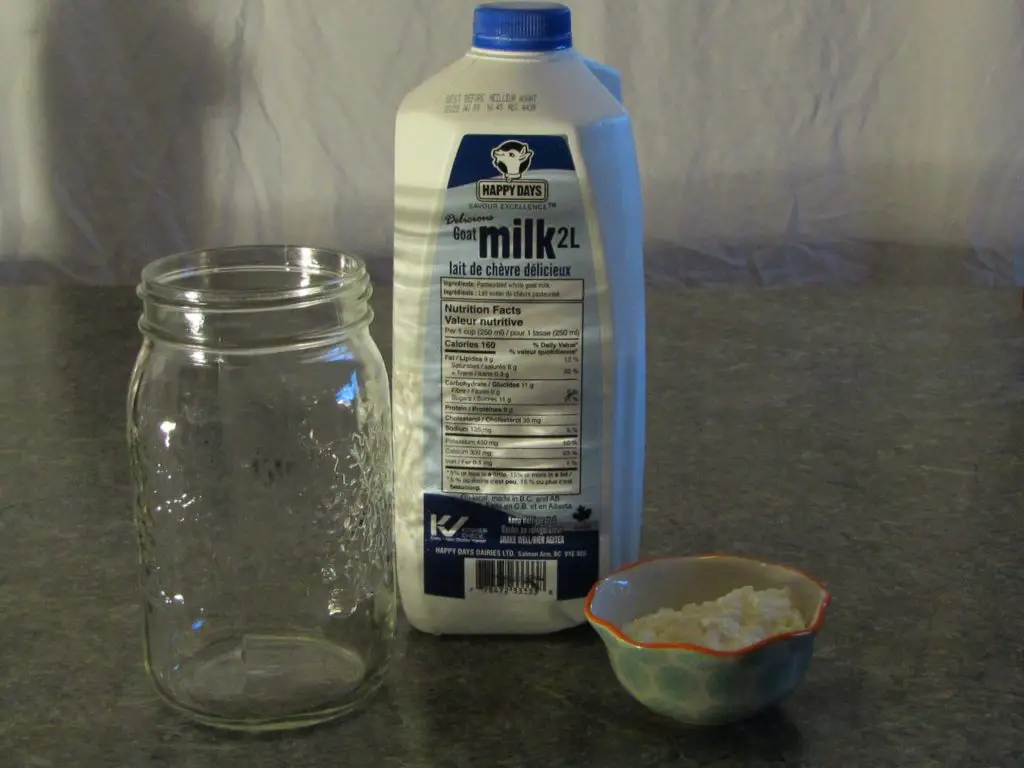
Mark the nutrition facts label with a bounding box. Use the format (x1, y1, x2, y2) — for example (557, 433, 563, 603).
(440, 277, 583, 495)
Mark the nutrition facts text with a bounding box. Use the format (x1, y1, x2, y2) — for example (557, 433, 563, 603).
(439, 277, 584, 495)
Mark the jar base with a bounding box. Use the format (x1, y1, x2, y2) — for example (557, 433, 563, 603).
(152, 633, 389, 731)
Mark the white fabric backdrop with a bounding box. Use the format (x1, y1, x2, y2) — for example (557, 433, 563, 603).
(1, 0, 1023, 285)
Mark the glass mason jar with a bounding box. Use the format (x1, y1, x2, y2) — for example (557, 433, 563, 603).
(127, 246, 395, 731)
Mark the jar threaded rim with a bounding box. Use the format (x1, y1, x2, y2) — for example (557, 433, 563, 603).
(136, 245, 375, 352)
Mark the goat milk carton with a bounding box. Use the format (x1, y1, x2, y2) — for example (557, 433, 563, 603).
(393, 1, 645, 634)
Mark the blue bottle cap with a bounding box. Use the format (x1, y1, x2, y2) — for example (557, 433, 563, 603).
(472, 2, 573, 52)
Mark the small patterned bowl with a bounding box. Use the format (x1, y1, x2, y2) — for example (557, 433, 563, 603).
(584, 554, 830, 726)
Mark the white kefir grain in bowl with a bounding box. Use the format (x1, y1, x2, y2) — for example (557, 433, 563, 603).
(623, 586, 807, 651)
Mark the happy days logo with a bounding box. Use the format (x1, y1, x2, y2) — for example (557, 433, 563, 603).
(476, 140, 549, 203)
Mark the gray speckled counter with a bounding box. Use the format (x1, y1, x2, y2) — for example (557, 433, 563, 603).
(2, 285, 1024, 767)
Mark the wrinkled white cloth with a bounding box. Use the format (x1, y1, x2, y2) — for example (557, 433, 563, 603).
(1, 0, 1022, 285)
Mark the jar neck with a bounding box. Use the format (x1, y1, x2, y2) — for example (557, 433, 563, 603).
(137, 246, 373, 354)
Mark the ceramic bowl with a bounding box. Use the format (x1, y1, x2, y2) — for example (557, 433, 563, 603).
(584, 554, 830, 726)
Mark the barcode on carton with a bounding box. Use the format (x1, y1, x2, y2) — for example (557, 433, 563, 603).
(466, 558, 557, 597)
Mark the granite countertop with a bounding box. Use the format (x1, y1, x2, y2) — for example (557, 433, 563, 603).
(2, 285, 1023, 767)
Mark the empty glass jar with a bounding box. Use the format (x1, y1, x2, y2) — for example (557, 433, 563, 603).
(127, 246, 395, 731)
